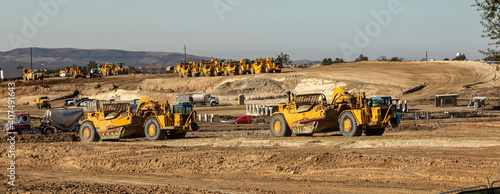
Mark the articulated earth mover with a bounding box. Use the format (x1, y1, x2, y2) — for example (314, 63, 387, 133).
(270, 88, 398, 137)
(79, 97, 198, 142)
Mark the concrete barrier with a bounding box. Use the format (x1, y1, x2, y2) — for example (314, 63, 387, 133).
(245, 104, 278, 116)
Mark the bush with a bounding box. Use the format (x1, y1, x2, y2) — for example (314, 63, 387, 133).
(321, 58, 334, 65)
(95, 84, 101, 89)
(354, 54, 368, 62)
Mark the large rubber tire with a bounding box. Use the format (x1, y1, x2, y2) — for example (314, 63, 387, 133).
(79, 122, 100, 142)
(168, 132, 186, 139)
(365, 128, 385, 136)
(339, 112, 362, 137)
(144, 118, 166, 141)
(210, 101, 216, 106)
(270, 114, 292, 137)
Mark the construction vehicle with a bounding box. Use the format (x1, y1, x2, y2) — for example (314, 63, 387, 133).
(69, 65, 87, 78)
(269, 88, 398, 137)
(35, 96, 51, 109)
(99, 62, 122, 76)
(200, 60, 214, 77)
(175, 62, 192, 78)
(79, 97, 198, 142)
(176, 93, 219, 106)
(89, 68, 102, 78)
(59, 67, 71, 77)
(190, 62, 202, 77)
(250, 59, 267, 74)
(224, 61, 240, 76)
(212, 59, 225, 76)
(23, 69, 43, 81)
(266, 57, 283, 73)
(238, 59, 251, 75)
(3, 108, 84, 135)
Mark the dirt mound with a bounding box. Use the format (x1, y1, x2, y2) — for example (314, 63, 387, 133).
(212, 78, 286, 96)
(0, 133, 79, 143)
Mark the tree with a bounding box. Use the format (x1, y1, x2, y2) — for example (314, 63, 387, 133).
(87, 61, 98, 74)
(354, 54, 368, 62)
(473, 0, 500, 60)
(443, 58, 450, 61)
(389, 57, 403, 62)
(277, 52, 291, 66)
(321, 58, 334, 65)
(16, 65, 24, 69)
(334, 58, 344, 63)
(377, 56, 388, 61)
(128, 66, 137, 74)
(453, 54, 467, 61)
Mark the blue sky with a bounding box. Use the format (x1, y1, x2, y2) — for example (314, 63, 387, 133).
(0, 0, 492, 61)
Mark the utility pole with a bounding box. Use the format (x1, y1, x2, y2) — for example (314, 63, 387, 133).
(30, 47, 33, 70)
(425, 52, 428, 61)
(183, 45, 187, 64)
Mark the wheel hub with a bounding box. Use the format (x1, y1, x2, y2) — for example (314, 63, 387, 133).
(148, 124, 156, 136)
(343, 119, 352, 132)
(274, 120, 282, 134)
(83, 127, 91, 139)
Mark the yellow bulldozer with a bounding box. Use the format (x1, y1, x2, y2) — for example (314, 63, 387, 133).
(35, 96, 51, 109)
(250, 59, 267, 74)
(69, 65, 87, 78)
(270, 88, 398, 137)
(23, 69, 43, 81)
(79, 97, 199, 142)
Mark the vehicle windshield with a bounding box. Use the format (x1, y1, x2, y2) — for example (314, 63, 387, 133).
(371, 98, 392, 107)
(185, 106, 192, 113)
(40, 97, 48, 100)
(15, 116, 21, 122)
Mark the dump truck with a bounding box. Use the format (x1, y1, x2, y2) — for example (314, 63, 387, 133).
(176, 93, 219, 106)
(23, 69, 43, 81)
(35, 96, 51, 109)
(3, 108, 84, 135)
(60, 67, 71, 77)
(270, 88, 398, 137)
(79, 97, 198, 142)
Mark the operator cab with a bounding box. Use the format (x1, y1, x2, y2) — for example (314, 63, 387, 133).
(370, 97, 392, 107)
(173, 104, 193, 114)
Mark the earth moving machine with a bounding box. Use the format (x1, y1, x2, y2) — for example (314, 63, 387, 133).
(266, 57, 283, 73)
(3, 108, 84, 135)
(251, 59, 267, 74)
(238, 59, 251, 75)
(190, 62, 202, 77)
(69, 65, 87, 78)
(23, 69, 43, 81)
(175, 62, 192, 78)
(79, 97, 198, 142)
(224, 61, 240, 76)
(212, 59, 225, 76)
(100, 62, 123, 76)
(60, 67, 70, 77)
(200, 59, 215, 77)
(270, 88, 398, 137)
(176, 93, 219, 106)
(35, 96, 51, 109)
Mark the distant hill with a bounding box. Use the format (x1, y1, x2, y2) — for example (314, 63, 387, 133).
(0, 48, 211, 70)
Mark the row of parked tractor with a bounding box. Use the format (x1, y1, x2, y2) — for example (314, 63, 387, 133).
(174, 58, 284, 78)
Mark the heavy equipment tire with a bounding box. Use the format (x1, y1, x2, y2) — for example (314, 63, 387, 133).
(270, 114, 292, 137)
(168, 132, 186, 139)
(339, 112, 362, 137)
(44, 127, 55, 135)
(144, 118, 166, 141)
(190, 123, 199, 131)
(364, 128, 385, 136)
(79, 122, 100, 142)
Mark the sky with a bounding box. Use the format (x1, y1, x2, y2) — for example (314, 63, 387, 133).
(0, 0, 493, 61)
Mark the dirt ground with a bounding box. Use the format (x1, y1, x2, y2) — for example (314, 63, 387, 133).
(1, 61, 500, 193)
